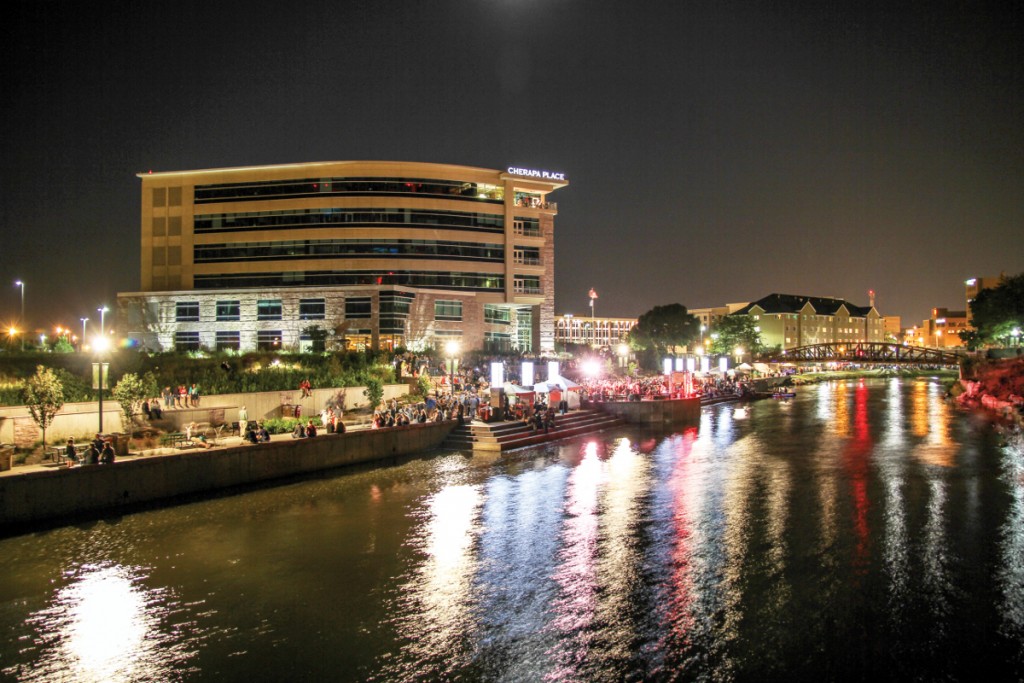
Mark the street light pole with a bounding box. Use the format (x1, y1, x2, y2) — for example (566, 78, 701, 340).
(80, 318, 89, 351)
(14, 281, 24, 351)
(98, 306, 109, 337)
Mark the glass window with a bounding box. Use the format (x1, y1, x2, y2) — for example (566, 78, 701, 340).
(174, 331, 200, 352)
(215, 331, 240, 352)
(168, 187, 182, 206)
(345, 297, 372, 319)
(216, 300, 240, 321)
(256, 330, 282, 351)
(434, 300, 463, 321)
(175, 302, 199, 322)
(484, 305, 511, 325)
(257, 300, 282, 321)
(152, 187, 166, 207)
(299, 298, 326, 320)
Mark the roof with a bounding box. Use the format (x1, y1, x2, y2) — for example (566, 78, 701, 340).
(731, 293, 876, 317)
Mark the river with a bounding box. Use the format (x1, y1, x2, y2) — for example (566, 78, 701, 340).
(1, 377, 1022, 681)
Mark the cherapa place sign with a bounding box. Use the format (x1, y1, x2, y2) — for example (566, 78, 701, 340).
(507, 167, 567, 181)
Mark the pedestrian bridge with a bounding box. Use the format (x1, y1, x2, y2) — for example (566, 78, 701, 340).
(763, 342, 964, 366)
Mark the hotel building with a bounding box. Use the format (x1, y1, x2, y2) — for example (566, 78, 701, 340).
(118, 161, 566, 353)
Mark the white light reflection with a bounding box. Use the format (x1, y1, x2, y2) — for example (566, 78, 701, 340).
(546, 441, 606, 679)
(19, 563, 192, 683)
(390, 483, 484, 675)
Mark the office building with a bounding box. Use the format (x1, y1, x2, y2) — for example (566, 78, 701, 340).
(118, 161, 566, 353)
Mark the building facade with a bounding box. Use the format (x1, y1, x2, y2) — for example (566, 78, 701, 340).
(731, 293, 885, 350)
(118, 161, 566, 353)
(554, 314, 637, 348)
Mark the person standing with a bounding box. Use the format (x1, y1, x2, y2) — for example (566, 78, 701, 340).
(100, 441, 115, 464)
(65, 437, 79, 467)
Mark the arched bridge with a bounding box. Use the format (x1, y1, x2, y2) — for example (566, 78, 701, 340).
(762, 342, 964, 365)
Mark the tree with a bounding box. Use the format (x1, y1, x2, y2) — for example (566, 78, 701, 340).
(627, 304, 700, 370)
(112, 371, 159, 430)
(707, 315, 767, 358)
(363, 377, 384, 409)
(301, 325, 330, 353)
(22, 365, 64, 447)
(963, 273, 1024, 349)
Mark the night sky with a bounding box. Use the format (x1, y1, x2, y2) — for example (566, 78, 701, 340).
(2, 1, 1021, 336)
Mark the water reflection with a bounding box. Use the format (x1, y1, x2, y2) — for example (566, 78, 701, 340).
(13, 563, 196, 683)
(2, 379, 1023, 680)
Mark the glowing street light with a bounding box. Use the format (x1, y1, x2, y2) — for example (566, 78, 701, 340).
(13, 280, 24, 350)
(98, 306, 110, 336)
(80, 317, 89, 351)
(93, 335, 111, 433)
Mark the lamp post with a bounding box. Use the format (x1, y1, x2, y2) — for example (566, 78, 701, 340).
(93, 335, 110, 433)
(98, 306, 109, 336)
(444, 341, 460, 394)
(14, 281, 24, 351)
(80, 318, 89, 351)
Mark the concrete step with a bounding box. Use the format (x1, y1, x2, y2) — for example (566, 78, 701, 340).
(443, 410, 625, 451)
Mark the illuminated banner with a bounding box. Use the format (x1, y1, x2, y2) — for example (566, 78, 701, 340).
(507, 167, 566, 181)
(521, 361, 534, 387)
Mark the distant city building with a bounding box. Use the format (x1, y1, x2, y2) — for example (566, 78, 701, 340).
(920, 307, 969, 348)
(883, 315, 902, 341)
(731, 293, 885, 350)
(965, 273, 1008, 324)
(118, 161, 566, 353)
(555, 314, 637, 348)
(689, 304, 749, 337)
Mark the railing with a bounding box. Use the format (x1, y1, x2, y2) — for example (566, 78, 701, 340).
(513, 255, 543, 266)
(513, 284, 543, 295)
(514, 200, 557, 211)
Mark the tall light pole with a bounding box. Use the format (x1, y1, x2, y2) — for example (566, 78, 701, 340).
(80, 318, 89, 351)
(14, 281, 24, 351)
(98, 306, 109, 336)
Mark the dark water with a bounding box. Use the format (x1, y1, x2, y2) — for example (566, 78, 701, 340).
(1, 378, 1023, 682)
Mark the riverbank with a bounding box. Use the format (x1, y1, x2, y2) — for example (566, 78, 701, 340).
(788, 367, 959, 386)
(0, 420, 457, 531)
(951, 357, 1024, 429)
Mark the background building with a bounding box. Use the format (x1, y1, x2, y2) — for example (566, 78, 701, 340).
(119, 161, 566, 353)
(731, 293, 885, 350)
(555, 314, 637, 348)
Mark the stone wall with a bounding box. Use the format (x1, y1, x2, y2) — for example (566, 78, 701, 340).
(0, 420, 457, 528)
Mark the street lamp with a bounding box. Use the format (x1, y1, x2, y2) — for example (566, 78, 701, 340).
(93, 335, 111, 433)
(14, 281, 24, 350)
(80, 317, 89, 351)
(444, 341, 460, 393)
(98, 306, 109, 336)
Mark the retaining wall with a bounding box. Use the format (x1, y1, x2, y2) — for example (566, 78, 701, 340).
(0, 420, 456, 528)
(589, 397, 701, 425)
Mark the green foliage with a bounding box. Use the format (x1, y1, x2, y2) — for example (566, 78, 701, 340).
(415, 373, 432, 397)
(627, 304, 700, 370)
(22, 365, 64, 445)
(363, 377, 384, 408)
(707, 316, 767, 358)
(53, 338, 75, 354)
(111, 372, 158, 429)
(965, 273, 1024, 349)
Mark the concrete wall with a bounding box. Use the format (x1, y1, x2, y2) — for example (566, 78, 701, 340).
(0, 420, 457, 528)
(0, 383, 412, 446)
(589, 398, 701, 425)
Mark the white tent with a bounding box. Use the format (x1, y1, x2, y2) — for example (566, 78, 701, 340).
(534, 376, 581, 409)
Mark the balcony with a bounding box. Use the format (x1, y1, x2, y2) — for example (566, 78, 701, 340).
(513, 254, 543, 267)
(513, 224, 542, 238)
(513, 283, 543, 295)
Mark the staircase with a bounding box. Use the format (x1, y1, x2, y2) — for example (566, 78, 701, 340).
(442, 409, 626, 451)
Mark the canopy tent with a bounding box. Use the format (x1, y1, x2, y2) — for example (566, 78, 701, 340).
(502, 383, 535, 395)
(533, 376, 581, 409)
(753, 362, 772, 374)
(735, 362, 754, 372)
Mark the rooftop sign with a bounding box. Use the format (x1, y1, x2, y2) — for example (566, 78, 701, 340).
(507, 167, 566, 181)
